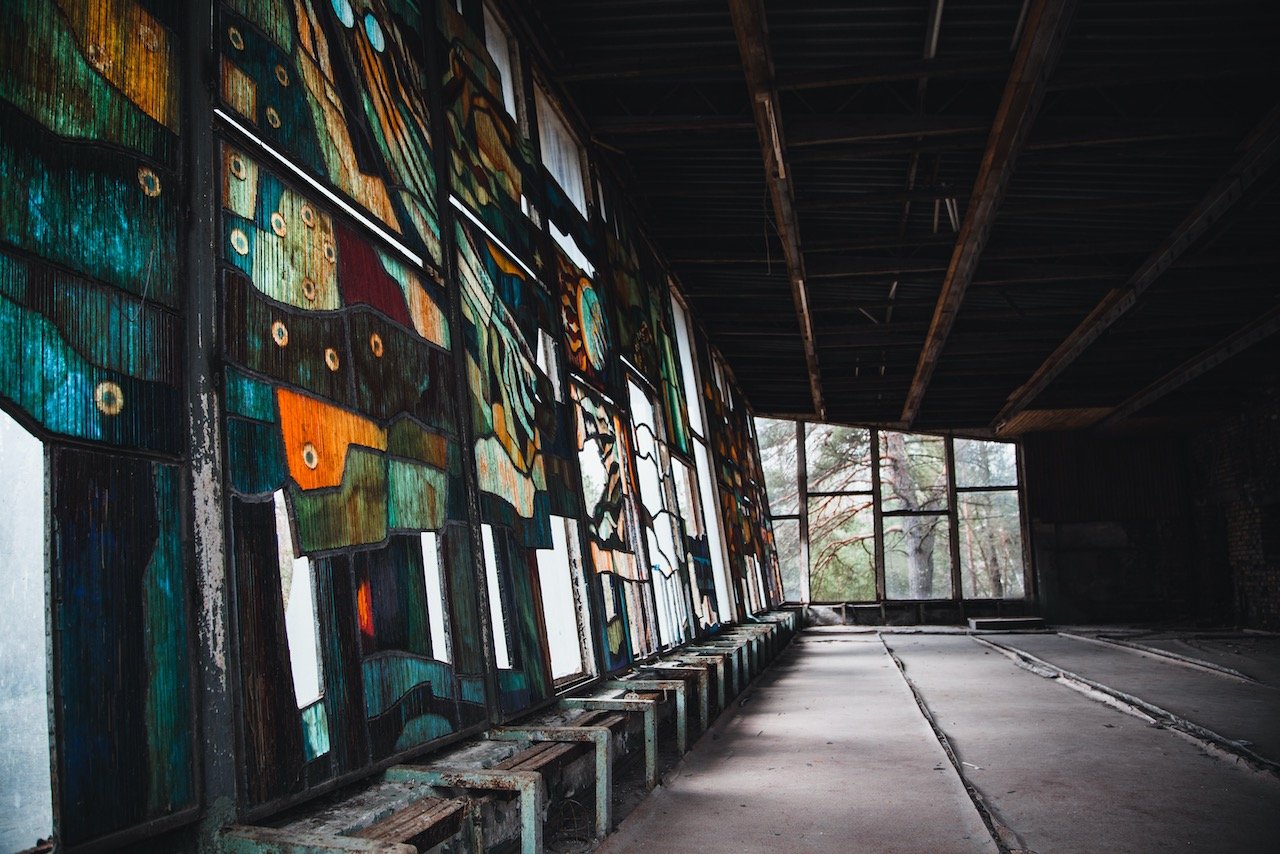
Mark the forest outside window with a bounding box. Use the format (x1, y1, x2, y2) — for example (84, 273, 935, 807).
(756, 420, 1030, 604)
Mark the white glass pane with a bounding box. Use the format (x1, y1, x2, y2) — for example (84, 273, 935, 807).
(276, 490, 323, 708)
(671, 458, 703, 536)
(551, 222, 594, 276)
(652, 566, 687, 647)
(670, 295, 705, 436)
(627, 381, 664, 518)
(536, 517, 585, 680)
(694, 438, 735, 622)
(536, 88, 587, 215)
(0, 410, 53, 851)
(420, 532, 451, 663)
(483, 6, 517, 118)
(480, 524, 511, 669)
(536, 328, 564, 402)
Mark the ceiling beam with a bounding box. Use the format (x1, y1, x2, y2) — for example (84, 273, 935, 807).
(994, 103, 1280, 428)
(901, 0, 1078, 425)
(777, 55, 1011, 91)
(1098, 305, 1280, 427)
(728, 0, 825, 419)
(591, 115, 756, 135)
(556, 60, 743, 83)
(789, 114, 989, 148)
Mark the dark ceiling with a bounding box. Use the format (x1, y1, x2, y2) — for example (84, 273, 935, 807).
(509, 0, 1280, 434)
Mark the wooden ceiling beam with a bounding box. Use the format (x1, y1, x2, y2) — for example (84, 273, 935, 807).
(1098, 305, 1280, 427)
(785, 117, 1229, 163)
(591, 115, 756, 134)
(788, 114, 990, 148)
(994, 103, 1280, 429)
(901, 0, 1079, 425)
(557, 61, 743, 83)
(728, 0, 825, 419)
(777, 55, 1011, 91)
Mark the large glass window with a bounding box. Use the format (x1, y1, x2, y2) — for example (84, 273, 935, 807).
(955, 439, 1025, 599)
(754, 420, 1028, 605)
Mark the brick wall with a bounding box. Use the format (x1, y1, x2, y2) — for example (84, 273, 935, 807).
(1194, 386, 1280, 631)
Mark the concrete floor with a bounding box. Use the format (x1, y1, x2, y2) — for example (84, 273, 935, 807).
(599, 632, 996, 854)
(988, 632, 1280, 762)
(599, 629, 1280, 854)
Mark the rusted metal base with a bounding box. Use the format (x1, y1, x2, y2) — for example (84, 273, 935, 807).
(487, 725, 613, 840)
(560, 696, 659, 788)
(383, 766, 544, 854)
(604, 677, 690, 753)
(221, 825, 416, 853)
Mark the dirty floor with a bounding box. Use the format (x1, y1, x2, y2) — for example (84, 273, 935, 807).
(597, 628, 1280, 854)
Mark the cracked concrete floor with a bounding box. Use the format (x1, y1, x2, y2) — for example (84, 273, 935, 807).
(598, 629, 1280, 854)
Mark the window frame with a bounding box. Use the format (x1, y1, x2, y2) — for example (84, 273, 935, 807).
(753, 419, 1033, 607)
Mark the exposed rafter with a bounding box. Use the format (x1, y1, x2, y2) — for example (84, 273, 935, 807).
(995, 103, 1280, 429)
(1098, 306, 1280, 427)
(728, 0, 825, 419)
(778, 54, 1010, 91)
(901, 0, 1078, 425)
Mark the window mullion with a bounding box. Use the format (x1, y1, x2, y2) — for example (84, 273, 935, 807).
(946, 435, 963, 604)
(871, 427, 886, 602)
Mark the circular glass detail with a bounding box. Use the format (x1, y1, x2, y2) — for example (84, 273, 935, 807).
(230, 228, 249, 256)
(271, 320, 289, 347)
(324, 347, 340, 371)
(94, 381, 124, 417)
(270, 211, 287, 237)
(302, 442, 319, 470)
(137, 167, 161, 197)
(369, 332, 384, 358)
